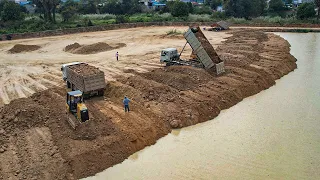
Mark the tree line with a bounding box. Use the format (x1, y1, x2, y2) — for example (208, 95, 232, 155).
(0, 0, 320, 23)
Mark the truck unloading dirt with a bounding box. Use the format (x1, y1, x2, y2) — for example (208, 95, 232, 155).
(185, 27, 225, 74)
(61, 63, 106, 98)
(161, 26, 225, 75)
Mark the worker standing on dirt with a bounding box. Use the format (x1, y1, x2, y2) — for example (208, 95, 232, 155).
(116, 52, 119, 61)
(123, 96, 130, 112)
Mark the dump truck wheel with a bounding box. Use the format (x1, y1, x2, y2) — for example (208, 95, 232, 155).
(98, 90, 104, 96)
(67, 81, 71, 88)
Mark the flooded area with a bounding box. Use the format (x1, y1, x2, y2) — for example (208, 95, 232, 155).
(84, 33, 320, 180)
(87, 33, 316, 179)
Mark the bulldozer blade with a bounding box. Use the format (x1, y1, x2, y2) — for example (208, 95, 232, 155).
(66, 113, 79, 130)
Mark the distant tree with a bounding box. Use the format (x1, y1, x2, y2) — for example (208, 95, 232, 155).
(171, 1, 189, 17)
(285, 0, 293, 4)
(0, 0, 6, 13)
(1, 1, 25, 22)
(100, 0, 141, 15)
(32, 0, 60, 23)
(161, 0, 175, 13)
(60, 0, 79, 22)
(269, 0, 285, 12)
(187, 2, 194, 14)
(315, 0, 320, 21)
(297, 2, 316, 19)
(121, 0, 141, 14)
(205, 0, 223, 10)
(225, 0, 266, 19)
(78, 0, 97, 14)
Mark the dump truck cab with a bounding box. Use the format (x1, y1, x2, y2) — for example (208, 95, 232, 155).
(61, 62, 82, 81)
(66, 90, 89, 123)
(160, 48, 179, 63)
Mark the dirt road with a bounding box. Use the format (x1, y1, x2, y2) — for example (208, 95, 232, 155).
(0, 27, 296, 179)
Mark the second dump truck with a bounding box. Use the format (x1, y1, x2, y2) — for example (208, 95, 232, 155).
(61, 62, 106, 98)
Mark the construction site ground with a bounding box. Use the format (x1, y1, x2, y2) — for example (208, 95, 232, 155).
(0, 26, 297, 179)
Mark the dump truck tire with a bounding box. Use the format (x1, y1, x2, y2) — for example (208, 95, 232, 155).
(67, 81, 71, 88)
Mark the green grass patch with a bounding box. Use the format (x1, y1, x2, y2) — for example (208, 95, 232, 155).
(166, 29, 184, 35)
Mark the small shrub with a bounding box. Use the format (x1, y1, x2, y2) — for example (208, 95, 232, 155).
(87, 19, 93, 26)
(115, 15, 129, 24)
(166, 29, 184, 35)
(228, 17, 247, 24)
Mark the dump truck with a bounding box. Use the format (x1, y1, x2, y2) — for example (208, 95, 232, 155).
(61, 62, 106, 98)
(204, 21, 231, 31)
(160, 26, 225, 75)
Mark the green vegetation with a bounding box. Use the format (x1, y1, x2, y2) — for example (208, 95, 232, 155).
(166, 29, 184, 35)
(297, 3, 316, 19)
(60, 0, 79, 22)
(225, 0, 266, 19)
(171, 1, 189, 17)
(316, 0, 320, 20)
(0, 0, 320, 35)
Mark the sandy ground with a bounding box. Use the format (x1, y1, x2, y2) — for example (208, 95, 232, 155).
(0, 26, 229, 106)
(0, 26, 297, 179)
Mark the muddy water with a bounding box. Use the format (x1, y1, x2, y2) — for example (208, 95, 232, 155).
(84, 33, 320, 180)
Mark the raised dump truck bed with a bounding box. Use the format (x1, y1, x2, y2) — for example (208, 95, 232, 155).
(184, 26, 225, 75)
(62, 63, 106, 97)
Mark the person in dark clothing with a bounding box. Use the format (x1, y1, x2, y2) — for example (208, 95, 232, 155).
(123, 96, 130, 112)
(116, 52, 119, 61)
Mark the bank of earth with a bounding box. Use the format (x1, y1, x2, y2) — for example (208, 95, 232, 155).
(0, 29, 297, 179)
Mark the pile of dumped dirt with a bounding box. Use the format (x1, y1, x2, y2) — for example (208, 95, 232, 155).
(64, 42, 81, 52)
(64, 42, 126, 54)
(8, 44, 41, 53)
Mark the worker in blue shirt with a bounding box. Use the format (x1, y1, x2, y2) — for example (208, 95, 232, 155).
(123, 96, 131, 112)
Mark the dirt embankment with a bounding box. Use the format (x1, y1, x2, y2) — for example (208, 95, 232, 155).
(0, 30, 297, 179)
(64, 42, 126, 54)
(8, 44, 41, 53)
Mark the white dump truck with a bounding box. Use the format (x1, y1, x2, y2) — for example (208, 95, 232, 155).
(160, 26, 225, 75)
(61, 62, 106, 98)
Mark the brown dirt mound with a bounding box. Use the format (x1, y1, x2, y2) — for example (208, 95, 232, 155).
(8, 44, 41, 53)
(64, 42, 126, 54)
(64, 42, 81, 52)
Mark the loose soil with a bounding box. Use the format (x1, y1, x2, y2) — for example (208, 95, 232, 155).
(8, 44, 41, 53)
(64, 42, 126, 54)
(193, 27, 222, 64)
(0, 27, 297, 179)
(69, 63, 103, 76)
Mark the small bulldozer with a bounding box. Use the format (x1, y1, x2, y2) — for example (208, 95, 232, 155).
(66, 90, 89, 129)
